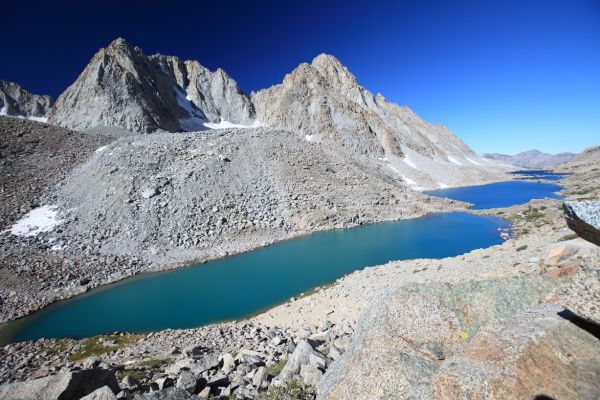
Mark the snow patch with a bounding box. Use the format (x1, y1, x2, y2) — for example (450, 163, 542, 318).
(438, 182, 449, 188)
(465, 157, 482, 166)
(447, 156, 462, 166)
(28, 115, 48, 123)
(305, 134, 315, 142)
(403, 156, 417, 169)
(204, 119, 263, 130)
(95, 145, 108, 153)
(11, 205, 62, 237)
(175, 86, 206, 131)
(0, 107, 48, 123)
(401, 175, 416, 186)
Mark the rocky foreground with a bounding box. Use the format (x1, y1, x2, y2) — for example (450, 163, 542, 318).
(0, 145, 598, 399)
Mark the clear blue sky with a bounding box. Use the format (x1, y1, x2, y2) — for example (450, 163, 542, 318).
(2, 0, 598, 154)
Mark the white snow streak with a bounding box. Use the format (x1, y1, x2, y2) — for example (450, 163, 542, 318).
(403, 156, 417, 169)
(447, 156, 462, 166)
(465, 157, 482, 166)
(175, 87, 206, 131)
(11, 205, 62, 237)
(204, 120, 263, 130)
(95, 145, 108, 153)
(402, 175, 417, 186)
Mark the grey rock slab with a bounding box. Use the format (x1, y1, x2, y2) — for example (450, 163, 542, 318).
(277, 340, 328, 382)
(564, 201, 600, 246)
(133, 387, 196, 400)
(81, 386, 118, 400)
(0, 369, 119, 400)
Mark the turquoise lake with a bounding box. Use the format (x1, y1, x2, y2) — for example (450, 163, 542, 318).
(0, 212, 509, 344)
(0, 177, 564, 344)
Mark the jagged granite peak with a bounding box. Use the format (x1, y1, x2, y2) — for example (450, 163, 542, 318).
(252, 53, 478, 161)
(0, 80, 54, 120)
(484, 149, 576, 168)
(152, 55, 255, 125)
(48, 38, 254, 133)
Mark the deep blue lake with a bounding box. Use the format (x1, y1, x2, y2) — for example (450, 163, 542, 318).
(0, 212, 509, 344)
(426, 180, 562, 209)
(511, 169, 570, 181)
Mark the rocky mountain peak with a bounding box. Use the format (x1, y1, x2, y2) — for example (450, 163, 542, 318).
(0, 80, 54, 121)
(48, 38, 255, 132)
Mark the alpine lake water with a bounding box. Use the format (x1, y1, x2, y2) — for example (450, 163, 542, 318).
(0, 171, 564, 344)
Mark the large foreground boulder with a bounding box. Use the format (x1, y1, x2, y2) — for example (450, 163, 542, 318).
(563, 201, 600, 246)
(317, 275, 598, 400)
(433, 304, 600, 399)
(0, 369, 119, 400)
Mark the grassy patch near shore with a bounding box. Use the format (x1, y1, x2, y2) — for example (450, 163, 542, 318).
(69, 334, 141, 361)
(267, 359, 287, 376)
(38, 339, 71, 356)
(267, 379, 316, 400)
(523, 207, 545, 222)
(559, 233, 578, 241)
(568, 187, 595, 196)
(516, 245, 528, 252)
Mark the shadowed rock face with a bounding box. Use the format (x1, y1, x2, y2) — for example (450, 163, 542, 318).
(563, 201, 600, 246)
(317, 276, 600, 400)
(0, 369, 119, 400)
(48, 38, 254, 133)
(0, 80, 54, 119)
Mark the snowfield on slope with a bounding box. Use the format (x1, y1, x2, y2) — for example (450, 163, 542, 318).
(10, 205, 62, 237)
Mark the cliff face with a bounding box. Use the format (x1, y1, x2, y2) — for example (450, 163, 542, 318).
(0, 80, 54, 121)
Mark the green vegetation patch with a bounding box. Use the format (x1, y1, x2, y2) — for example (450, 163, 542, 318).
(267, 379, 316, 400)
(38, 339, 71, 356)
(558, 233, 578, 242)
(516, 245, 528, 251)
(69, 334, 141, 361)
(568, 188, 595, 196)
(523, 207, 545, 222)
(266, 359, 288, 376)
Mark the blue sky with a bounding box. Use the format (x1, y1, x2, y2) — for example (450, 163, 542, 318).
(1, 0, 598, 154)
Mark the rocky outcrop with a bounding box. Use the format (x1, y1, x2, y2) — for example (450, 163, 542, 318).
(0, 80, 54, 121)
(317, 275, 600, 400)
(563, 201, 600, 246)
(484, 149, 576, 168)
(433, 304, 600, 400)
(252, 54, 511, 189)
(0, 369, 119, 400)
(48, 38, 254, 133)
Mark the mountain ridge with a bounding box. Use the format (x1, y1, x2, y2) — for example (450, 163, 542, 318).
(484, 149, 576, 168)
(0, 80, 54, 121)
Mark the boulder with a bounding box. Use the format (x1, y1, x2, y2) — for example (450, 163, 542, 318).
(277, 340, 329, 382)
(0, 369, 119, 400)
(317, 276, 558, 400)
(81, 386, 117, 400)
(563, 201, 600, 246)
(132, 387, 195, 400)
(433, 304, 600, 400)
(175, 371, 204, 394)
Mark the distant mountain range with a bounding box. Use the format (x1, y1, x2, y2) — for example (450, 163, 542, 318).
(483, 150, 576, 168)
